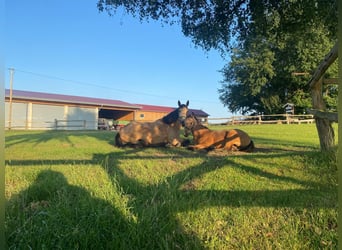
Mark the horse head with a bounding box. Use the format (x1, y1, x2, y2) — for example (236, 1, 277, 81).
(183, 112, 198, 137)
(177, 100, 189, 122)
(162, 100, 189, 124)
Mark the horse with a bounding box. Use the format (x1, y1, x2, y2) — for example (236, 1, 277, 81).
(182, 113, 254, 152)
(115, 100, 189, 147)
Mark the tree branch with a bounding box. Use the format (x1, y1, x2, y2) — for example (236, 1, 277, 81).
(306, 109, 338, 122)
(308, 41, 338, 89)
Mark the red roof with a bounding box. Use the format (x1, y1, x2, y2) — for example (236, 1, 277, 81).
(137, 103, 209, 117)
(5, 89, 141, 109)
(135, 104, 174, 113)
(5, 89, 209, 116)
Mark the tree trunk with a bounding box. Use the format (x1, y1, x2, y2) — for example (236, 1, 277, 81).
(308, 42, 338, 151)
(311, 77, 335, 151)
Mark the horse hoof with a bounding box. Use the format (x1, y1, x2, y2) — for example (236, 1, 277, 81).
(181, 139, 191, 147)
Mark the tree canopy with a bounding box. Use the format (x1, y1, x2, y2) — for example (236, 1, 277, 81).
(218, 0, 337, 114)
(220, 21, 338, 115)
(98, 0, 337, 50)
(98, 0, 338, 115)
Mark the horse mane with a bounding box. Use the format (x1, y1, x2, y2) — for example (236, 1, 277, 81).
(162, 101, 189, 125)
(162, 108, 179, 124)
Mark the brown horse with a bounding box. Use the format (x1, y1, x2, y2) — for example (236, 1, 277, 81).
(183, 114, 254, 152)
(115, 100, 189, 147)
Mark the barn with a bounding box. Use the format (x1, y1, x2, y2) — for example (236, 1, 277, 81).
(5, 89, 140, 130)
(135, 103, 209, 124)
(5, 89, 209, 130)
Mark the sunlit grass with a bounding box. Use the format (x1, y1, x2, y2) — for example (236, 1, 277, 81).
(5, 124, 337, 249)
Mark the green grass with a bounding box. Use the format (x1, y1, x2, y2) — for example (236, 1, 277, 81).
(5, 124, 337, 249)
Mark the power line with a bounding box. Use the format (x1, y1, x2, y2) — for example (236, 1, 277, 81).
(9, 68, 222, 105)
(11, 68, 178, 100)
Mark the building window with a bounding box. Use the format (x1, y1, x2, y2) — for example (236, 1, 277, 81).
(140, 114, 145, 119)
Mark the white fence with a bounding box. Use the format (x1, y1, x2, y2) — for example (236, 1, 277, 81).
(5, 114, 316, 130)
(208, 114, 315, 125)
(5, 119, 98, 130)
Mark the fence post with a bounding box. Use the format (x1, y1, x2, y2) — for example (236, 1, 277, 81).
(54, 119, 58, 130)
(286, 114, 290, 124)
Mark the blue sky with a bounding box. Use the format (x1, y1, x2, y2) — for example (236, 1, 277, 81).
(5, 1, 232, 118)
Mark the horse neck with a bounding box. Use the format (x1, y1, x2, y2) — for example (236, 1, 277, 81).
(162, 109, 179, 124)
(191, 122, 209, 134)
(170, 120, 182, 128)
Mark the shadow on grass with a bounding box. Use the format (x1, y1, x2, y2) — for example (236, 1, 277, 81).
(251, 136, 319, 149)
(6, 170, 140, 249)
(93, 148, 336, 247)
(5, 131, 337, 249)
(94, 148, 336, 209)
(5, 130, 116, 148)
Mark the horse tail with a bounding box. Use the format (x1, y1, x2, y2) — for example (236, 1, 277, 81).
(240, 140, 254, 152)
(115, 132, 123, 147)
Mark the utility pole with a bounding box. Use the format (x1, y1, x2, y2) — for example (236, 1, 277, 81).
(8, 68, 14, 130)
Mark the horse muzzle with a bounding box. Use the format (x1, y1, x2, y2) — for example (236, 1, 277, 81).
(184, 127, 191, 137)
(179, 115, 187, 123)
(181, 120, 186, 127)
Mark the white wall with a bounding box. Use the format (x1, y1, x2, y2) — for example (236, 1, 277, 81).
(5, 101, 98, 130)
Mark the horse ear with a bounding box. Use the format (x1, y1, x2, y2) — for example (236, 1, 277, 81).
(186, 100, 189, 107)
(178, 100, 181, 107)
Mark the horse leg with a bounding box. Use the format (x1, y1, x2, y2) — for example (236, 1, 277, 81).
(115, 133, 124, 147)
(187, 144, 210, 151)
(169, 138, 182, 147)
(167, 129, 182, 147)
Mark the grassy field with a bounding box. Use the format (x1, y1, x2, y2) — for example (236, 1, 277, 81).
(5, 124, 337, 249)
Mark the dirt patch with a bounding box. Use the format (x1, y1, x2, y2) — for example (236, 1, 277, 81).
(195, 146, 307, 157)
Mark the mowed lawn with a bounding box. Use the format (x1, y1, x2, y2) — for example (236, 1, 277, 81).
(5, 124, 337, 249)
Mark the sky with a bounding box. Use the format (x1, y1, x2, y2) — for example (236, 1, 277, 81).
(5, 1, 233, 118)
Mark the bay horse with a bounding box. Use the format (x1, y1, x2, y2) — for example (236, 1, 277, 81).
(115, 100, 189, 147)
(183, 113, 254, 152)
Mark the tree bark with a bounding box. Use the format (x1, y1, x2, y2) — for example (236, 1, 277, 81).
(311, 77, 335, 151)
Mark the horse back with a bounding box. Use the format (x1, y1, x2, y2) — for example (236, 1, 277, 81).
(117, 119, 181, 146)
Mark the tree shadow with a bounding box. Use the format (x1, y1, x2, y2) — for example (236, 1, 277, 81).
(250, 136, 319, 150)
(6, 168, 205, 249)
(5, 169, 206, 249)
(96, 149, 335, 211)
(5, 130, 116, 148)
(91, 148, 335, 247)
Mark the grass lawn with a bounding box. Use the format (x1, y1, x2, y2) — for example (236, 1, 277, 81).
(5, 124, 337, 249)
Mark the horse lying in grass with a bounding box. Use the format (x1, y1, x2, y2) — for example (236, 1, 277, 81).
(182, 113, 254, 152)
(115, 100, 189, 147)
